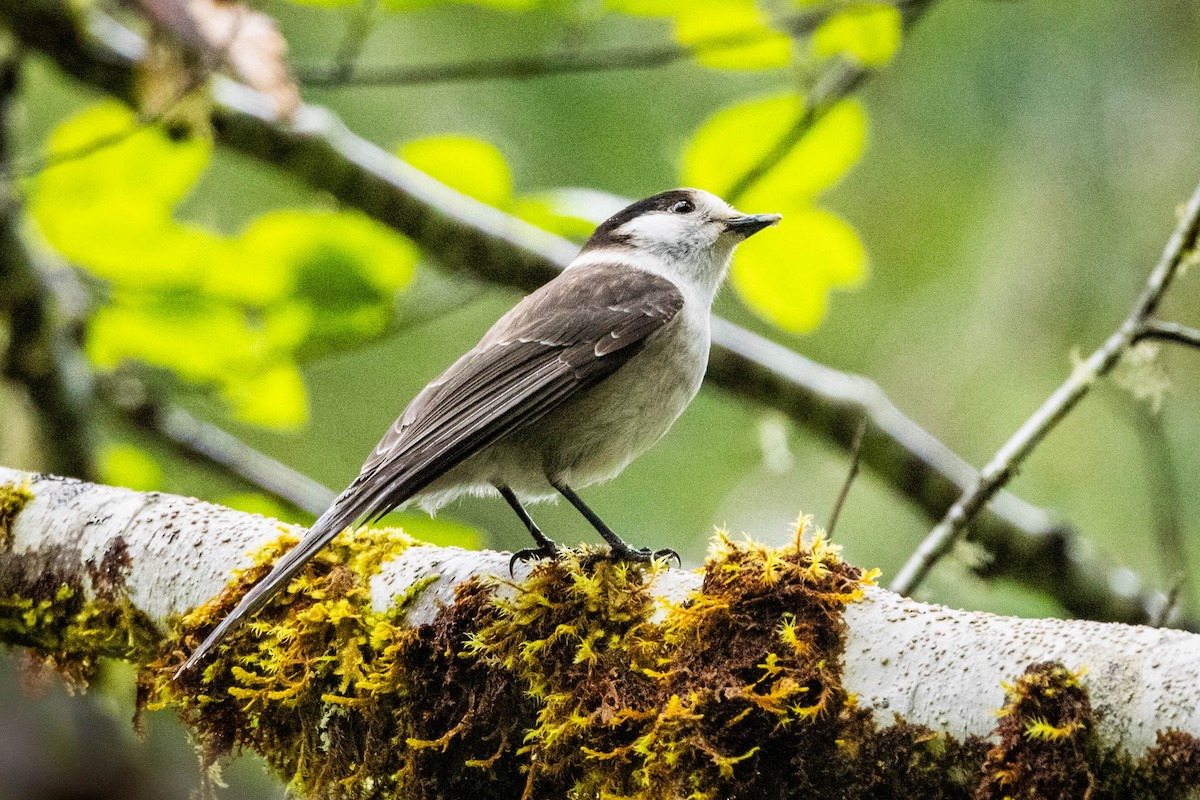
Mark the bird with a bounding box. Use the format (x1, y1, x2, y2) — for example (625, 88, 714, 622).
(176, 188, 780, 677)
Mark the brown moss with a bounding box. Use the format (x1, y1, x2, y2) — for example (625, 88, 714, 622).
(977, 662, 1095, 799)
(0, 532, 160, 686)
(134, 519, 1200, 800)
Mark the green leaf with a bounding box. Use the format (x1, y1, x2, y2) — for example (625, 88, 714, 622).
(86, 291, 259, 382)
(223, 362, 309, 430)
(673, 1, 792, 71)
(730, 207, 866, 333)
(811, 3, 902, 67)
(233, 210, 419, 357)
(29, 102, 214, 289)
(683, 93, 866, 207)
(99, 443, 163, 492)
(399, 135, 514, 208)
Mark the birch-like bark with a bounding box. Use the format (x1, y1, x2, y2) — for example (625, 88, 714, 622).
(2, 465, 1197, 756)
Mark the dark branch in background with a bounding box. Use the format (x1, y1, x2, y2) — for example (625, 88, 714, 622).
(0, 55, 97, 479)
(2, 0, 1188, 630)
(892, 180, 1200, 596)
(825, 418, 865, 538)
(102, 377, 336, 516)
(298, 1, 915, 88)
(325, 0, 380, 85)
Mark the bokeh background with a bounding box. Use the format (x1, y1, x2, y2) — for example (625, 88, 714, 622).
(3, 0, 1200, 796)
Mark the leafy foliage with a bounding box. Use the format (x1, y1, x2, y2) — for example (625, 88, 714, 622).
(30, 103, 418, 431)
(683, 93, 868, 332)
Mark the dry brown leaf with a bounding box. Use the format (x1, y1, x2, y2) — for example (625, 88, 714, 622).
(126, 0, 300, 121)
(189, 0, 300, 120)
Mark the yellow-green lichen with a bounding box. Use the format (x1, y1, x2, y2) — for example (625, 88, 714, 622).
(0, 533, 161, 686)
(133, 519, 1200, 800)
(0, 479, 34, 549)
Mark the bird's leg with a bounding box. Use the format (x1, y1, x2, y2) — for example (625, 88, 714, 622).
(551, 481, 680, 566)
(499, 485, 560, 575)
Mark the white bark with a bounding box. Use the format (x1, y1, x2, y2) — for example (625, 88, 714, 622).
(2, 465, 1197, 754)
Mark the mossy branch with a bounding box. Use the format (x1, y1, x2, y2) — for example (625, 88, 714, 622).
(0, 0, 1183, 631)
(3, 465, 1200, 798)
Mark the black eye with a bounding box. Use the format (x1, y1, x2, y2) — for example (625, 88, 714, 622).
(670, 199, 696, 214)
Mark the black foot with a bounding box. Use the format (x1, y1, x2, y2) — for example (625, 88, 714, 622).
(605, 542, 681, 568)
(509, 542, 561, 576)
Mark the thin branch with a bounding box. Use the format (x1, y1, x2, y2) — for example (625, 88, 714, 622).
(826, 418, 865, 538)
(114, 391, 336, 517)
(299, 2, 909, 89)
(1138, 319, 1200, 350)
(1126, 401, 1191, 614)
(324, 0, 380, 85)
(0, 55, 97, 479)
(3, 0, 1186, 630)
(891, 180, 1200, 596)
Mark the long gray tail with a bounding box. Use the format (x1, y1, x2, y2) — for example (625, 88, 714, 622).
(173, 497, 362, 679)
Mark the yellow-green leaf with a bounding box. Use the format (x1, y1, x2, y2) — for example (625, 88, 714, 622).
(99, 443, 163, 492)
(812, 3, 902, 67)
(683, 93, 866, 207)
(224, 362, 309, 430)
(399, 135, 513, 207)
(730, 207, 866, 333)
(674, 1, 791, 71)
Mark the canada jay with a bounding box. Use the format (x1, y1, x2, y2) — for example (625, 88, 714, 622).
(177, 188, 780, 676)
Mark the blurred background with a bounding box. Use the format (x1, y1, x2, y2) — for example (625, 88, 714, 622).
(2, 0, 1200, 796)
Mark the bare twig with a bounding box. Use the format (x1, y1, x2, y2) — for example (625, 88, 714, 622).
(1139, 319, 1200, 350)
(325, 0, 380, 85)
(299, 2, 909, 88)
(1153, 575, 1186, 628)
(826, 419, 866, 538)
(1126, 400, 1191, 612)
(4, 0, 1187, 629)
(0, 55, 97, 478)
(892, 181, 1200, 596)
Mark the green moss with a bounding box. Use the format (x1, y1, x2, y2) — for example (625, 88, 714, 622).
(0, 532, 160, 686)
(0, 479, 34, 549)
(123, 519, 1200, 799)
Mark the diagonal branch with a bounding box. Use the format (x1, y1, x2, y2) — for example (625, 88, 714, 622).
(892, 180, 1200, 596)
(1, 0, 1184, 629)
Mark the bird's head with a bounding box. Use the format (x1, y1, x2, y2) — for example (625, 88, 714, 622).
(577, 188, 781, 297)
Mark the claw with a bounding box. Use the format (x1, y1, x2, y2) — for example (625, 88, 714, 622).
(605, 543, 680, 568)
(509, 543, 560, 577)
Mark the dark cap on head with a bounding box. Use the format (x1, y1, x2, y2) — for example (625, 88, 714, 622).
(583, 189, 698, 251)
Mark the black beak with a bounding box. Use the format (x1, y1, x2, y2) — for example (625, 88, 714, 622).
(724, 213, 782, 238)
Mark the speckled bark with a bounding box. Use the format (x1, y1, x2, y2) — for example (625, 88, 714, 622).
(2, 464, 1198, 761)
